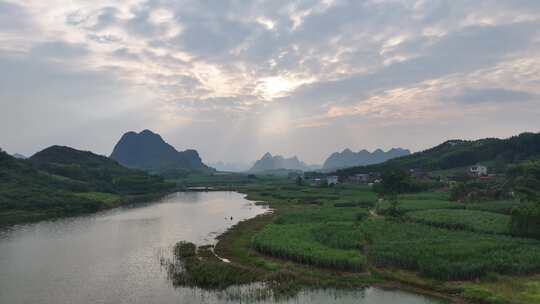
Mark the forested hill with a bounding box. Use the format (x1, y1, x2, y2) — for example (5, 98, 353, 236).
(29, 145, 173, 194)
(0, 146, 174, 225)
(336, 132, 540, 176)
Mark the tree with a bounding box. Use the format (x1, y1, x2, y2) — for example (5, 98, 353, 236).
(375, 170, 412, 196)
(374, 170, 412, 217)
(508, 161, 540, 239)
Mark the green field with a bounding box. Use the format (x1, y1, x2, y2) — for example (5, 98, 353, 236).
(376, 198, 463, 214)
(466, 200, 521, 215)
(252, 223, 366, 272)
(361, 219, 540, 280)
(406, 209, 511, 234)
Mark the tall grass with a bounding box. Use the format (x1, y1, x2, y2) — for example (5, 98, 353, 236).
(405, 209, 511, 235)
(361, 219, 540, 280)
(252, 224, 366, 272)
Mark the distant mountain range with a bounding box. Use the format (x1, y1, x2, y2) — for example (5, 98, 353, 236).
(322, 148, 410, 171)
(110, 130, 212, 173)
(248, 153, 320, 173)
(337, 132, 540, 176)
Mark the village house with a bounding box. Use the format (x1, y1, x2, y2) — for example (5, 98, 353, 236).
(469, 165, 488, 177)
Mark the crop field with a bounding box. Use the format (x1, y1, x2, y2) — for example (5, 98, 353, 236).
(274, 207, 368, 224)
(399, 192, 450, 201)
(312, 222, 365, 250)
(376, 198, 463, 214)
(465, 200, 521, 215)
(252, 223, 366, 272)
(406, 209, 511, 235)
(361, 219, 540, 280)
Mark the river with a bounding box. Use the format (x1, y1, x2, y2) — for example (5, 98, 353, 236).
(0, 192, 446, 304)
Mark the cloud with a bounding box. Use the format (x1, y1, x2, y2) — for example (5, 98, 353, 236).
(453, 87, 537, 104)
(0, 2, 33, 32)
(1, 0, 540, 163)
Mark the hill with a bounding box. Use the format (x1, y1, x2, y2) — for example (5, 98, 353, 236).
(336, 132, 540, 176)
(110, 129, 212, 173)
(323, 148, 410, 171)
(30, 145, 172, 194)
(248, 153, 318, 173)
(0, 146, 173, 226)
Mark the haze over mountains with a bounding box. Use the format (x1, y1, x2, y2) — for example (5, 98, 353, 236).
(110, 130, 212, 173)
(322, 148, 411, 171)
(248, 153, 320, 173)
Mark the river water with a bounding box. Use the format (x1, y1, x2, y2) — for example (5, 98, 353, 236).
(0, 192, 445, 304)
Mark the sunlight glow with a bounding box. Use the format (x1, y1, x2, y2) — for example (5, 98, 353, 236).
(255, 76, 310, 100)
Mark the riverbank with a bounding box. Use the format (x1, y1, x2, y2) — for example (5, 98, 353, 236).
(0, 189, 177, 227)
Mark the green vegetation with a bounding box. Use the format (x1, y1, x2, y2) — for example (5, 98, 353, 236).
(167, 242, 259, 290)
(0, 146, 174, 225)
(466, 200, 520, 214)
(361, 219, 540, 280)
(253, 223, 365, 272)
(73, 192, 122, 207)
(376, 198, 462, 214)
(405, 209, 511, 234)
(508, 161, 540, 239)
(30, 146, 173, 195)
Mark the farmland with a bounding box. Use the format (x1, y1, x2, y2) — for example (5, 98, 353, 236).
(166, 173, 540, 303)
(405, 209, 511, 235)
(252, 223, 366, 272)
(361, 219, 540, 280)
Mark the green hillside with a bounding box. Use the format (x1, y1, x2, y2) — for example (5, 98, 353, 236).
(337, 132, 540, 176)
(0, 146, 174, 225)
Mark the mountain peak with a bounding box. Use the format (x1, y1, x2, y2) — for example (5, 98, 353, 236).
(140, 129, 157, 136)
(249, 153, 310, 173)
(110, 130, 211, 173)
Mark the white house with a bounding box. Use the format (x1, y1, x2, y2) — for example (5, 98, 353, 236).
(469, 165, 488, 177)
(326, 176, 339, 186)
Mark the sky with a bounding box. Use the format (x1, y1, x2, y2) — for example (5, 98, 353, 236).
(1, 0, 539, 165)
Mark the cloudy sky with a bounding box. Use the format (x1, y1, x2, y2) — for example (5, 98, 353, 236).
(1, 0, 539, 164)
